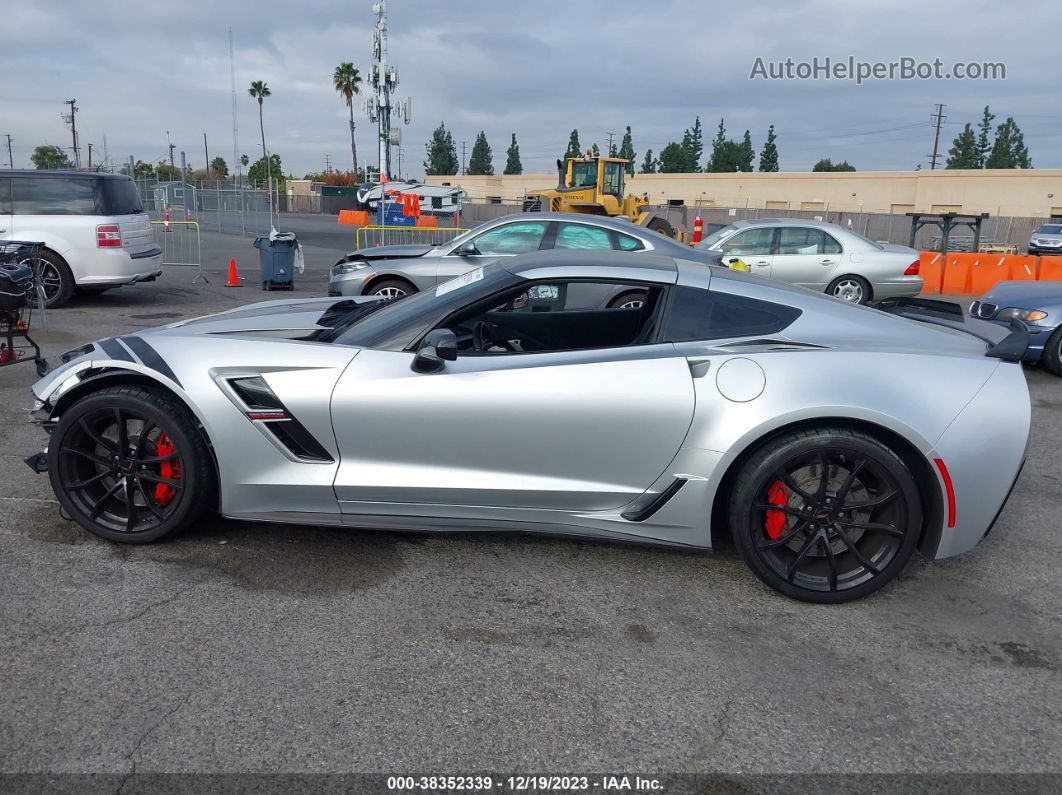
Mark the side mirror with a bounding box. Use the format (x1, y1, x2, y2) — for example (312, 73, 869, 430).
(454, 240, 478, 256)
(412, 328, 458, 373)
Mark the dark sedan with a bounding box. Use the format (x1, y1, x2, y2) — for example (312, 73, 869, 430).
(971, 280, 1062, 375)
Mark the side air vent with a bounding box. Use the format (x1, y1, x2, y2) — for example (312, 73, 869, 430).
(227, 376, 334, 463)
(622, 478, 687, 522)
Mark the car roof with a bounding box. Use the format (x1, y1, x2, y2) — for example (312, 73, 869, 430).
(503, 249, 678, 281)
(485, 211, 657, 233)
(4, 169, 130, 180)
(729, 217, 848, 232)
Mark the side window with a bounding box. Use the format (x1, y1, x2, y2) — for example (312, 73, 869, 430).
(11, 177, 98, 215)
(665, 286, 801, 342)
(720, 227, 774, 256)
(777, 227, 844, 255)
(822, 233, 842, 254)
(555, 223, 611, 250)
(470, 222, 548, 255)
(0, 179, 11, 214)
(615, 232, 645, 251)
(602, 161, 623, 197)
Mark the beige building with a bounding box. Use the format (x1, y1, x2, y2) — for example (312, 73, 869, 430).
(427, 169, 1062, 218)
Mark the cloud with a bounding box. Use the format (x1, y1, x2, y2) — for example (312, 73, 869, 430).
(1, 0, 1057, 175)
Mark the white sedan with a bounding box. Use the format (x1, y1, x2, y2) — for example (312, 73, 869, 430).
(696, 218, 922, 304)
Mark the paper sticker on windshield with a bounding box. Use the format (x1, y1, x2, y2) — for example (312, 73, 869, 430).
(437, 267, 483, 296)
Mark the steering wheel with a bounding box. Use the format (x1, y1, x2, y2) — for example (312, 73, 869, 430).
(472, 320, 497, 352)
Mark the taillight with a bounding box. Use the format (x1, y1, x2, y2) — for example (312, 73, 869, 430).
(903, 260, 920, 276)
(96, 224, 122, 248)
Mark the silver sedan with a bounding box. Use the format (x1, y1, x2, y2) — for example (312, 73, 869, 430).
(695, 218, 922, 304)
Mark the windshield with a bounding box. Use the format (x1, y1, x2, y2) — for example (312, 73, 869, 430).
(330, 266, 520, 350)
(1037, 225, 1062, 235)
(695, 224, 738, 249)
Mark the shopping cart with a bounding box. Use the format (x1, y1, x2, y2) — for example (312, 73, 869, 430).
(0, 241, 48, 376)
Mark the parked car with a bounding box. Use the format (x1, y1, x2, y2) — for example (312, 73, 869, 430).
(694, 218, 922, 304)
(1027, 223, 1062, 256)
(28, 250, 1029, 603)
(971, 280, 1062, 375)
(0, 171, 161, 307)
(329, 212, 723, 309)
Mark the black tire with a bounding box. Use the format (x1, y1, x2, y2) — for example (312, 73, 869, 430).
(608, 290, 648, 309)
(48, 385, 213, 544)
(1042, 327, 1062, 377)
(35, 359, 49, 377)
(728, 427, 922, 603)
(826, 275, 872, 305)
(263, 281, 272, 291)
(27, 250, 75, 308)
(366, 278, 416, 300)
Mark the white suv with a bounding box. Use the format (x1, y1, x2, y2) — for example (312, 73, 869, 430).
(0, 171, 162, 307)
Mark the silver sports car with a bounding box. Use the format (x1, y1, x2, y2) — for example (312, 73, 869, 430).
(27, 250, 1029, 602)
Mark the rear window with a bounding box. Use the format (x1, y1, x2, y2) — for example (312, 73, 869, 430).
(99, 178, 144, 215)
(665, 286, 802, 341)
(8, 175, 143, 216)
(12, 177, 97, 215)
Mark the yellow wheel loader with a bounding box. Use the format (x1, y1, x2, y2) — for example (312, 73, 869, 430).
(522, 151, 680, 239)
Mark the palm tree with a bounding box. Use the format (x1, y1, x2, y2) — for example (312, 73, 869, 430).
(333, 63, 363, 177)
(247, 81, 272, 193)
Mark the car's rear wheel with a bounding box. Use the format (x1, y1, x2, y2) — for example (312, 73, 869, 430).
(827, 275, 871, 305)
(728, 427, 922, 603)
(367, 278, 416, 300)
(49, 386, 212, 544)
(1042, 327, 1062, 376)
(21, 250, 75, 308)
(608, 290, 647, 309)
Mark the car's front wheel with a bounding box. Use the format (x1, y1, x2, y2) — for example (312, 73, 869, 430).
(827, 275, 871, 305)
(1042, 327, 1062, 376)
(728, 427, 922, 603)
(49, 385, 213, 544)
(608, 290, 647, 309)
(367, 278, 416, 300)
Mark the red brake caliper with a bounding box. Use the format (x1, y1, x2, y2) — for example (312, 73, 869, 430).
(765, 480, 789, 540)
(153, 433, 181, 508)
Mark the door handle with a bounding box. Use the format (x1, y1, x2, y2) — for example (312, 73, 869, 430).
(687, 358, 711, 378)
(754, 260, 770, 266)
(821, 258, 837, 265)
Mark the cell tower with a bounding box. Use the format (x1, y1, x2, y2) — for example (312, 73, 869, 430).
(364, 0, 411, 180)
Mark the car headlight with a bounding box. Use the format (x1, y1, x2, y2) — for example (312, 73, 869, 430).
(332, 261, 371, 276)
(996, 307, 1048, 323)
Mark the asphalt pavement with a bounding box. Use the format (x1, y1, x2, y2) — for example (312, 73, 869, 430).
(1, 231, 1060, 786)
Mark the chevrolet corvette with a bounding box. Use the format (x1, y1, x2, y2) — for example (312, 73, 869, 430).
(26, 250, 1030, 602)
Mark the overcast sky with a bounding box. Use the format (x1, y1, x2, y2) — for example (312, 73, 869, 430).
(3, 0, 1059, 177)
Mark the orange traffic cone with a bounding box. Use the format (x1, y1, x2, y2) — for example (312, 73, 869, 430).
(225, 258, 241, 287)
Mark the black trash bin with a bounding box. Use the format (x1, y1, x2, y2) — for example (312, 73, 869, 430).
(253, 234, 297, 291)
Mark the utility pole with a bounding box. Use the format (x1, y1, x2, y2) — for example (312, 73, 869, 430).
(166, 130, 175, 170)
(5, 135, 12, 169)
(396, 147, 402, 180)
(203, 131, 210, 180)
(461, 140, 467, 175)
(606, 131, 616, 155)
(928, 103, 946, 170)
(364, 0, 410, 181)
(324, 154, 332, 174)
(87, 143, 93, 168)
(63, 99, 80, 167)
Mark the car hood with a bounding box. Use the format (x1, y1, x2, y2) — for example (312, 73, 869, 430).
(983, 280, 1062, 307)
(146, 296, 380, 337)
(343, 244, 435, 261)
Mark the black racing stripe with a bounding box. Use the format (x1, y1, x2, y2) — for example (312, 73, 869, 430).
(98, 337, 135, 362)
(119, 336, 182, 387)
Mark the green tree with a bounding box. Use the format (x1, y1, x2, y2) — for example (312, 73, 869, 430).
(30, 145, 72, 169)
(132, 159, 156, 179)
(424, 122, 459, 175)
(503, 133, 522, 175)
(591, 142, 600, 158)
(658, 142, 691, 173)
(946, 123, 980, 169)
(467, 131, 494, 175)
(156, 163, 181, 181)
(617, 126, 636, 175)
(210, 156, 229, 177)
(248, 80, 273, 190)
(681, 116, 703, 171)
(739, 130, 755, 172)
(812, 158, 856, 172)
(333, 62, 363, 177)
(986, 117, 1032, 168)
(976, 105, 995, 168)
(563, 129, 582, 161)
(248, 153, 284, 188)
(758, 125, 779, 171)
(706, 118, 727, 170)
(639, 148, 657, 174)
